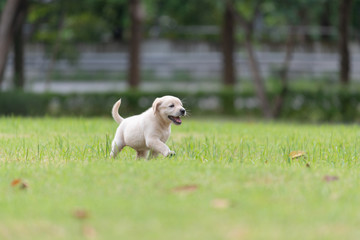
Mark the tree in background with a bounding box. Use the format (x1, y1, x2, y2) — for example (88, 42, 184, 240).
(222, 1, 236, 87)
(28, 0, 112, 87)
(89, 0, 143, 89)
(338, 0, 352, 85)
(13, 0, 28, 90)
(149, 0, 220, 28)
(148, 0, 236, 89)
(263, 0, 319, 117)
(0, 0, 26, 89)
(226, 0, 273, 118)
(226, 0, 329, 119)
(1, 0, 360, 96)
(29, 0, 142, 89)
(129, 0, 143, 89)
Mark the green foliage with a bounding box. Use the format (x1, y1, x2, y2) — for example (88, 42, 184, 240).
(234, 0, 259, 21)
(64, 13, 109, 42)
(19, 0, 360, 51)
(28, 0, 124, 63)
(29, 0, 127, 43)
(351, 0, 360, 30)
(143, 0, 221, 41)
(0, 0, 6, 10)
(1, 89, 360, 122)
(149, 0, 221, 25)
(86, 0, 128, 33)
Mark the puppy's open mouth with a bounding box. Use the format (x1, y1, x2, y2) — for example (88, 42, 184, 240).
(168, 116, 182, 125)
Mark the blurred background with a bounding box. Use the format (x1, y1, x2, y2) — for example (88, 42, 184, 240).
(0, 0, 359, 122)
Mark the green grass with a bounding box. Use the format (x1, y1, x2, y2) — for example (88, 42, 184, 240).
(1, 117, 360, 239)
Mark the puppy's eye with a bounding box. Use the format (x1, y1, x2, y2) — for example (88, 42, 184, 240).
(169, 104, 174, 108)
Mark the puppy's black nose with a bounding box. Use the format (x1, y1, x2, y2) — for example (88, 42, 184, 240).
(180, 108, 186, 115)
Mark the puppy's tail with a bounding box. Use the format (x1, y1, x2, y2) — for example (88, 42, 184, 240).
(111, 99, 124, 124)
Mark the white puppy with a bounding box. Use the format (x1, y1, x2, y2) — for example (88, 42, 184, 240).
(110, 96, 186, 159)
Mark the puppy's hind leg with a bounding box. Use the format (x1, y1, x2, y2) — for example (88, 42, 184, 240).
(136, 150, 149, 159)
(110, 139, 125, 158)
(148, 150, 159, 159)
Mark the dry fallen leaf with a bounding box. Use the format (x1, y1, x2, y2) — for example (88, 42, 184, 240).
(226, 226, 249, 240)
(172, 184, 198, 194)
(73, 209, 90, 220)
(11, 179, 28, 189)
(11, 179, 21, 187)
(289, 151, 306, 159)
(323, 175, 339, 182)
(82, 225, 97, 239)
(211, 198, 230, 209)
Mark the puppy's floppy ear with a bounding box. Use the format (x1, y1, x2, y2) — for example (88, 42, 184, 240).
(152, 98, 162, 114)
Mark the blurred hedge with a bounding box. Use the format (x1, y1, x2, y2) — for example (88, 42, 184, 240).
(0, 89, 359, 122)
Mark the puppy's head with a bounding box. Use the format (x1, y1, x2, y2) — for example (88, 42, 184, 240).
(152, 96, 186, 125)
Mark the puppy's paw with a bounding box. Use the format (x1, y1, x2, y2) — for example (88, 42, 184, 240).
(110, 151, 117, 158)
(167, 151, 176, 157)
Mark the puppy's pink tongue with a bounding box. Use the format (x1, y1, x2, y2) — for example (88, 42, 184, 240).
(174, 117, 181, 124)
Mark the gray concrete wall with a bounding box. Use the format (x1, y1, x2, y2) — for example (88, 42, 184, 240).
(2, 40, 360, 92)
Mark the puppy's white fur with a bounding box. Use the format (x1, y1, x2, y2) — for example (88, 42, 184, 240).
(110, 96, 186, 159)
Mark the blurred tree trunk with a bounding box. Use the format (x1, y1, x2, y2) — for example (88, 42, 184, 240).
(226, 0, 297, 119)
(13, 0, 28, 90)
(226, 0, 273, 119)
(297, 9, 312, 49)
(243, 24, 272, 119)
(46, 11, 65, 89)
(222, 3, 236, 87)
(273, 26, 296, 118)
(320, 0, 331, 43)
(128, 0, 143, 89)
(0, 0, 22, 89)
(339, 0, 352, 85)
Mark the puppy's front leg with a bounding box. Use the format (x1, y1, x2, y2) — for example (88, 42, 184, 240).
(146, 139, 175, 157)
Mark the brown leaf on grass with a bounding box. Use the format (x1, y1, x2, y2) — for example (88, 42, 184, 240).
(211, 198, 230, 209)
(73, 209, 90, 220)
(82, 225, 97, 239)
(11, 179, 28, 189)
(11, 179, 21, 187)
(289, 151, 306, 159)
(226, 226, 249, 240)
(323, 175, 339, 182)
(172, 184, 198, 194)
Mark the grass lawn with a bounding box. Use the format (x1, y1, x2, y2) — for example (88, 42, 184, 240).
(1, 117, 360, 240)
